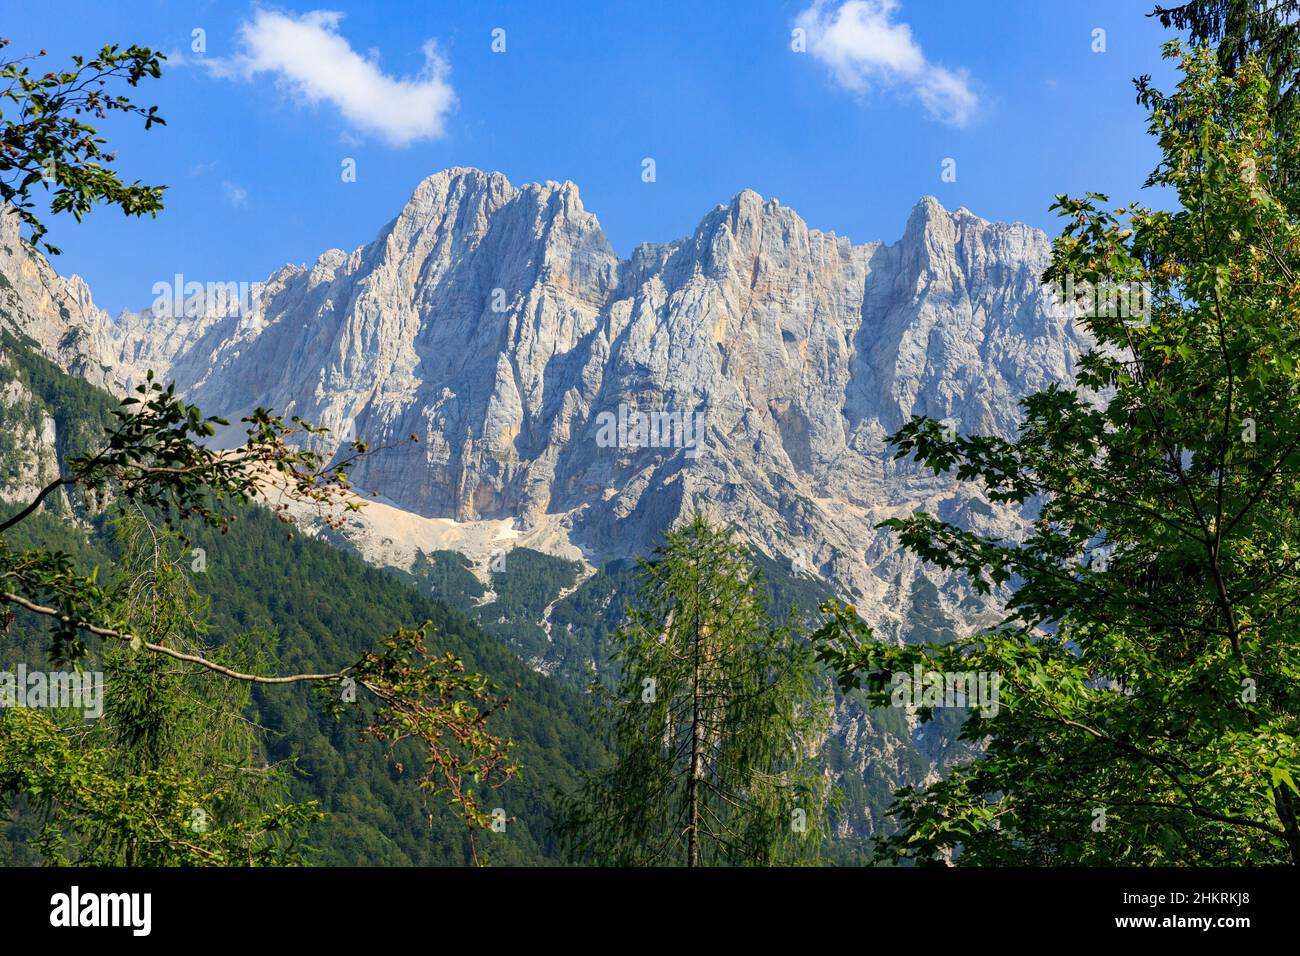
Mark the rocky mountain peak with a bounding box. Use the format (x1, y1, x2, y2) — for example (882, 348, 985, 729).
(0, 172, 1089, 641)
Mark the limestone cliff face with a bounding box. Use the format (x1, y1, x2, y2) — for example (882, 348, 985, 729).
(0, 357, 60, 507)
(0, 210, 122, 393)
(1, 170, 1086, 637)
(0, 174, 1089, 840)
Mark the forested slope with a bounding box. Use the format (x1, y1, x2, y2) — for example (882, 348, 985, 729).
(0, 331, 605, 864)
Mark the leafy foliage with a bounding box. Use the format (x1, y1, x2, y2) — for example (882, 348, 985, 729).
(0, 338, 606, 863)
(816, 41, 1300, 865)
(0, 316, 519, 858)
(0, 37, 166, 254)
(0, 707, 320, 866)
(349, 625, 518, 830)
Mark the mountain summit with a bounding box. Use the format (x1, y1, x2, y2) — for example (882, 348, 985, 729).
(0, 169, 1086, 640)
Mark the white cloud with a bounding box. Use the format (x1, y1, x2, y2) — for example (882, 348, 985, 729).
(795, 0, 978, 126)
(208, 9, 455, 147)
(222, 180, 249, 207)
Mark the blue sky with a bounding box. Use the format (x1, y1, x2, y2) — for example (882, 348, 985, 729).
(5, 1, 1180, 314)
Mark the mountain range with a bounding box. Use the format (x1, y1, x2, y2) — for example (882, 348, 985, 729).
(0, 171, 1085, 844)
(1, 168, 1085, 638)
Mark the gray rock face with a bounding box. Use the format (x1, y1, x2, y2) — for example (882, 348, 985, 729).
(0, 173, 1090, 841)
(0, 358, 61, 507)
(0, 210, 122, 393)
(2, 170, 1086, 637)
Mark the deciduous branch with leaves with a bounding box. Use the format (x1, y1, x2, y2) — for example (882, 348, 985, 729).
(0, 39, 516, 861)
(815, 38, 1300, 865)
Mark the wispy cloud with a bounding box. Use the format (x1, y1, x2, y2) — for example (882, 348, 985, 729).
(222, 180, 249, 207)
(795, 0, 979, 127)
(207, 9, 456, 147)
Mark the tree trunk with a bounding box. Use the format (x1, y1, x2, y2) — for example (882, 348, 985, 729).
(1274, 785, 1300, 865)
(686, 609, 704, 867)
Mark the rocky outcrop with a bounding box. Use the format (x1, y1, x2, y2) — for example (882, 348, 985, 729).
(0, 357, 61, 506)
(2, 170, 1086, 638)
(0, 172, 1089, 841)
(0, 210, 123, 393)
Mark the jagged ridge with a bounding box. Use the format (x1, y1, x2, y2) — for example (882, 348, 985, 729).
(1, 168, 1086, 641)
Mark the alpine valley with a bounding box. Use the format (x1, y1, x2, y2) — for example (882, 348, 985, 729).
(0, 168, 1086, 856)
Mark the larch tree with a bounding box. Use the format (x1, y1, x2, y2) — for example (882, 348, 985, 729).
(559, 515, 834, 866)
